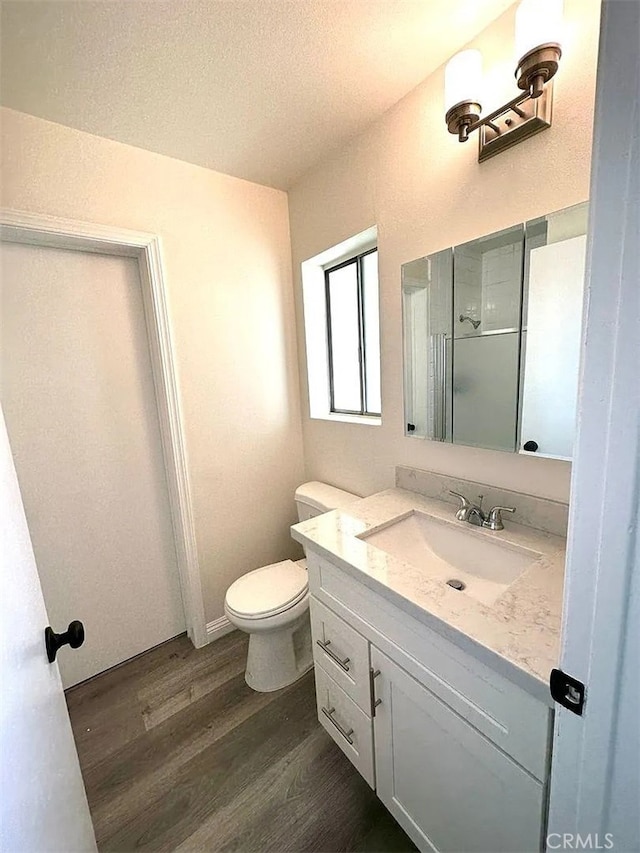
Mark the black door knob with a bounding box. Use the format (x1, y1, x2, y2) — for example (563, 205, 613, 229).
(45, 620, 85, 663)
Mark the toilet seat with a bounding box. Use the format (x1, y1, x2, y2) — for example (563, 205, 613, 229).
(225, 559, 308, 620)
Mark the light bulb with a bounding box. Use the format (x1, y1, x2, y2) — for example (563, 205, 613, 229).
(444, 49, 483, 114)
(515, 0, 563, 61)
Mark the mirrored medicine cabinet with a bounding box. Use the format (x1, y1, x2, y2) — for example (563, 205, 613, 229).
(402, 201, 588, 461)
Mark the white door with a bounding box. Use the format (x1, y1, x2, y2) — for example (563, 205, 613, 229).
(547, 1, 640, 849)
(0, 410, 96, 852)
(1, 242, 185, 687)
(372, 648, 544, 853)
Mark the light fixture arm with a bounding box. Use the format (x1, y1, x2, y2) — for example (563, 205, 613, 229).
(467, 89, 536, 136)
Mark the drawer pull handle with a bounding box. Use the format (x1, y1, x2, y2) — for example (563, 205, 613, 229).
(370, 668, 382, 716)
(321, 705, 354, 744)
(316, 639, 351, 672)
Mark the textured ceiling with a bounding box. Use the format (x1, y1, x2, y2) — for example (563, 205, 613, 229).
(0, 0, 514, 189)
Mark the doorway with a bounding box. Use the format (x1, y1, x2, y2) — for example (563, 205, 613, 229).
(1, 240, 187, 686)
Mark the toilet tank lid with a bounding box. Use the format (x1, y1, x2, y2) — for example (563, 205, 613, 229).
(294, 481, 360, 512)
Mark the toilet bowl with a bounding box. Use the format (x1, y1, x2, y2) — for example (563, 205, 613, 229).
(224, 558, 311, 692)
(224, 481, 359, 692)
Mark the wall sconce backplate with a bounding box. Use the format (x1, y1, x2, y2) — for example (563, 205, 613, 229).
(478, 82, 553, 162)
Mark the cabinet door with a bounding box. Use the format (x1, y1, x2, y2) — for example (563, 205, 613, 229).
(372, 648, 545, 853)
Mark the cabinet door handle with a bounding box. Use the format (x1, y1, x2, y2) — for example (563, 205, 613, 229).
(321, 705, 354, 744)
(370, 668, 382, 716)
(316, 639, 351, 672)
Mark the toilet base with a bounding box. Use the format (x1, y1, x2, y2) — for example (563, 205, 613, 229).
(244, 611, 313, 693)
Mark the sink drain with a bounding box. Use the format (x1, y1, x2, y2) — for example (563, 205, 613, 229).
(446, 578, 466, 591)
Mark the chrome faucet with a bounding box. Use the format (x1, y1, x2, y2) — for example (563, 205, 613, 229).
(466, 506, 487, 527)
(450, 491, 516, 530)
(483, 505, 516, 530)
(450, 491, 485, 526)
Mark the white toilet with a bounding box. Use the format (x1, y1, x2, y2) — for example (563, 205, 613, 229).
(224, 481, 359, 692)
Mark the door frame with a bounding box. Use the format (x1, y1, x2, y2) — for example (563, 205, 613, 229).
(1, 208, 208, 648)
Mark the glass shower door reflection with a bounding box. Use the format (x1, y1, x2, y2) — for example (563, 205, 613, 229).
(402, 250, 453, 441)
(452, 225, 524, 452)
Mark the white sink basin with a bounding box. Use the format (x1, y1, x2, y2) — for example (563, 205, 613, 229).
(359, 510, 541, 606)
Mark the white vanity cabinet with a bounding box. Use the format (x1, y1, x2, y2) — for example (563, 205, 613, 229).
(307, 550, 551, 853)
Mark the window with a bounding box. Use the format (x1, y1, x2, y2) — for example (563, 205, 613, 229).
(301, 226, 381, 425)
(325, 248, 381, 416)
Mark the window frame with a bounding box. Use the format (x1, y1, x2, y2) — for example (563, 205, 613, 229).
(324, 246, 380, 417)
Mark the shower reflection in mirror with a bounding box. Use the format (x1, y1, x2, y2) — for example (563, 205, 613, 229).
(402, 201, 588, 461)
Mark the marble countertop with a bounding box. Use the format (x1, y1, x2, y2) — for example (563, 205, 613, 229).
(291, 488, 566, 704)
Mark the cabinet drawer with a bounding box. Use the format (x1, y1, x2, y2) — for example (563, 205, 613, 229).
(314, 665, 375, 788)
(310, 597, 371, 711)
(307, 551, 550, 781)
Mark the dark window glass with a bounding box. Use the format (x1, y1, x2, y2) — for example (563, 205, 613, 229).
(325, 249, 381, 416)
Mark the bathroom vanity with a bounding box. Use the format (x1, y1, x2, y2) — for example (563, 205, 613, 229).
(291, 481, 566, 853)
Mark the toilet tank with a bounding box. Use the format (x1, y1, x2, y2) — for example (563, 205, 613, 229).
(294, 481, 360, 522)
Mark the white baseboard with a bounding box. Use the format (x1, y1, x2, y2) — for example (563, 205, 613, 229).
(206, 616, 235, 643)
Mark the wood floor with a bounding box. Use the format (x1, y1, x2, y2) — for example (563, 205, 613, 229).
(66, 631, 417, 853)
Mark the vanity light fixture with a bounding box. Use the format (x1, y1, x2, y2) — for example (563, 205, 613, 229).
(444, 0, 563, 161)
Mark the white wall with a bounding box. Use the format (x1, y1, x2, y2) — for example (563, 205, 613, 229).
(288, 0, 601, 503)
(0, 107, 305, 624)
